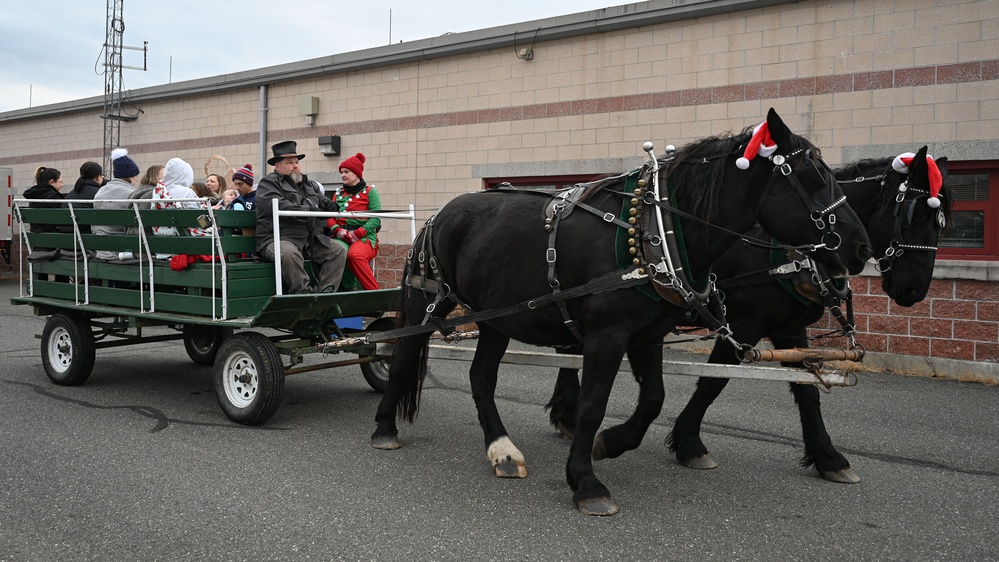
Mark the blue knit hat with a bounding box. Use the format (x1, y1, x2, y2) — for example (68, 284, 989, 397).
(111, 148, 140, 179)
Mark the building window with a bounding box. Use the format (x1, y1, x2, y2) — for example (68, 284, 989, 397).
(938, 161, 998, 260)
(484, 175, 603, 191)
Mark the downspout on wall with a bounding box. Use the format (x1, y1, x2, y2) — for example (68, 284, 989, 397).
(259, 85, 268, 180)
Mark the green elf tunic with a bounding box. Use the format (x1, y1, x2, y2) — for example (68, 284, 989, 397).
(327, 181, 381, 290)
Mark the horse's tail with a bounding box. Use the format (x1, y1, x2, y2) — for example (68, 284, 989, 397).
(393, 233, 431, 423)
(397, 335, 429, 423)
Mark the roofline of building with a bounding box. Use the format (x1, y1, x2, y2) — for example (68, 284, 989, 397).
(0, 0, 795, 123)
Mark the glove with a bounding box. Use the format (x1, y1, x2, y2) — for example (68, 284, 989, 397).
(318, 196, 339, 212)
(334, 228, 352, 243)
(353, 227, 367, 239)
(345, 231, 360, 244)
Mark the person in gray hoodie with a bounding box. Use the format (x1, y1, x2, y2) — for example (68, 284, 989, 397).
(92, 148, 140, 260)
(158, 157, 200, 209)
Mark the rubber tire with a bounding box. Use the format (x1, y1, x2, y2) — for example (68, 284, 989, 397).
(213, 332, 285, 425)
(359, 316, 396, 393)
(41, 313, 96, 386)
(183, 325, 235, 365)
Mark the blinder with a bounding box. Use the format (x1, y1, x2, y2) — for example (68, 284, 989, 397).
(763, 148, 847, 254)
(876, 178, 943, 272)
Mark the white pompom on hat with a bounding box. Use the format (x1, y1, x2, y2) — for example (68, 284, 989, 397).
(892, 152, 943, 208)
(735, 122, 778, 170)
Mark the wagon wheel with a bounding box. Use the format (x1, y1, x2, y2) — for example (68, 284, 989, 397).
(213, 332, 285, 425)
(359, 316, 396, 393)
(41, 313, 96, 386)
(183, 325, 234, 365)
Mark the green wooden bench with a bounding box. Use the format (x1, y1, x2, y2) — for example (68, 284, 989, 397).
(18, 206, 276, 319)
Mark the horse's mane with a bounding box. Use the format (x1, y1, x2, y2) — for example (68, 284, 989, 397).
(576, 173, 631, 205)
(578, 124, 827, 221)
(577, 131, 750, 215)
(834, 157, 896, 215)
(665, 126, 822, 220)
(835, 156, 953, 220)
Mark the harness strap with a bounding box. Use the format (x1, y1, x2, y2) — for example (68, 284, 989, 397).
(716, 260, 805, 291)
(375, 266, 651, 344)
(545, 200, 584, 341)
(645, 197, 810, 253)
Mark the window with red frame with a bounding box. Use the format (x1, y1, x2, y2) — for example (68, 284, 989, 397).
(938, 160, 998, 260)
(484, 175, 605, 191)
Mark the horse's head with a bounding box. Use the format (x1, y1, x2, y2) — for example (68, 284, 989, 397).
(862, 146, 950, 306)
(747, 108, 872, 277)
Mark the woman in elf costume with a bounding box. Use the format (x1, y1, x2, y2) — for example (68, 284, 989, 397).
(327, 152, 381, 290)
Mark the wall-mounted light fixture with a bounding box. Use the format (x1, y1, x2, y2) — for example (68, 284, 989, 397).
(318, 135, 341, 156)
(514, 27, 539, 62)
(300, 95, 319, 126)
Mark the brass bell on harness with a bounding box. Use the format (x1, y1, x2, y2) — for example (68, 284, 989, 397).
(631, 198, 639, 206)
(628, 217, 637, 225)
(637, 179, 646, 188)
(629, 207, 638, 216)
(629, 247, 637, 255)
(628, 238, 636, 246)
(628, 228, 636, 236)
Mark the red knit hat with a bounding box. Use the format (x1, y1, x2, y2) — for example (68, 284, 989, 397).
(892, 152, 943, 208)
(339, 152, 366, 179)
(736, 122, 778, 170)
(232, 163, 253, 185)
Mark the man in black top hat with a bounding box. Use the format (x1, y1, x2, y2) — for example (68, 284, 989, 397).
(256, 140, 346, 293)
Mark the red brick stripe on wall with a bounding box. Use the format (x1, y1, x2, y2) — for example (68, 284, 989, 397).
(3, 59, 998, 167)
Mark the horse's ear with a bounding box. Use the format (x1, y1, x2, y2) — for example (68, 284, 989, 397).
(907, 146, 929, 188)
(911, 146, 929, 173)
(765, 107, 792, 146)
(935, 156, 948, 178)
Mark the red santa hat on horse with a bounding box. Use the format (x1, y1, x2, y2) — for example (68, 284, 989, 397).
(892, 151, 944, 208)
(735, 121, 779, 170)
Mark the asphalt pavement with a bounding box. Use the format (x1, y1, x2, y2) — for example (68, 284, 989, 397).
(1, 279, 997, 561)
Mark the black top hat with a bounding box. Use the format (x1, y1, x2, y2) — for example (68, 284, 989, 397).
(268, 140, 307, 166)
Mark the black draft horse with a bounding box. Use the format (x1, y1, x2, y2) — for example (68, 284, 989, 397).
(546, 146, 951, 483)
(371, 109, 872, 516)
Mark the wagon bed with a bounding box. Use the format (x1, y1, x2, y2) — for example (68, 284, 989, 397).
(12, 201, 402, 424)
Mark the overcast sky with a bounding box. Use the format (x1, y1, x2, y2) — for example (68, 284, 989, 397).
(0, 0, 619, 114)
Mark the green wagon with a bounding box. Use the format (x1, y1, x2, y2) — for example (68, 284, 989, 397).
(11, 201, 400, 425)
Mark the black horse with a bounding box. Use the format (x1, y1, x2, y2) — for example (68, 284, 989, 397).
(370, 109, 872, 516)
(545, 146, 950, 484)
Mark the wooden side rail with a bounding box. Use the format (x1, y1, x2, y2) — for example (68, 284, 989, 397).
(16, 206, 271, 319)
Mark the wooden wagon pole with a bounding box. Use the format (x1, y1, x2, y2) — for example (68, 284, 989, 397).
(742, 347, 865, 363)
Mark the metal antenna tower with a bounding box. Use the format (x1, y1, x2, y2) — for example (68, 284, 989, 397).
(101, 0, 146, 174)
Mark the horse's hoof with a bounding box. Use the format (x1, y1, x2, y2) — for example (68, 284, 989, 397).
(576, 497, 620, 516)
(820, 467, 861, 484)
(592, 434, 608, 461)
(681, 454, 718, 470)
(493, 459, 528, 478)
(370, 434, 402, 450)
(488, 436, 527, 478)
